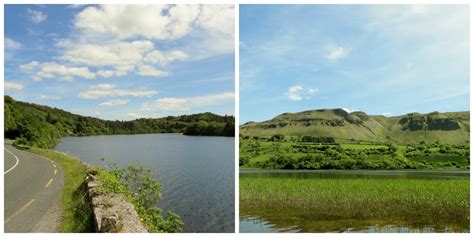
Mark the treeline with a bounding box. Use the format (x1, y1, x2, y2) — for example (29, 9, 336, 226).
(4, 96, 234, 148)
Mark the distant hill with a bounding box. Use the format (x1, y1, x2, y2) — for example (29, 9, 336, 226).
(4, 95, 234, 148)
(240, 108, 469, 144)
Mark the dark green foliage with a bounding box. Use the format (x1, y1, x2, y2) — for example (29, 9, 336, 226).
(270, 134, 285, 141)
(301, 136, 335, 143)
(240, 136, 470, 170)
(183, 118, 234, 137)
(4, 96, 234, 148)
(96, 162, 182, 233)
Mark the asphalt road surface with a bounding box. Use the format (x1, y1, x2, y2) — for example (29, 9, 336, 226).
(4, 140, 64, 232)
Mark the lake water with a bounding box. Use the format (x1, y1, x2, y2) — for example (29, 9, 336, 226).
(240, 170, 469, 233)
(55, 133, 235, 233)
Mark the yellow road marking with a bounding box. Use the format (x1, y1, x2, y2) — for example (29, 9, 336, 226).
(4, 199, 35, 224)
(45, 178, 54, 188)
(54, 169, 57, 175)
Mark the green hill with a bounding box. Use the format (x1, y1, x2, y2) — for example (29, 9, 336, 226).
(4, 95, 234, 148)
(240, 108, 469, 144)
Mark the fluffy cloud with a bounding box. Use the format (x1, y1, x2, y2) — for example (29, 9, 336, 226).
(39, 95, 62, 100)
(99, 99, 130, 106)
(342, 108, 359, 113)
(91, 83, 116, 90)
(97, 70, 115, 78)
(326, 46, 347, 61)
(5, 38, 22, 50)
(144, 50, 188, 66)
(5, 81, 24, 91)
(79, 84, 157, 99)
(73, 5, 234, 55)
(287, 85, 318, 101)
(27, 9, 47, 24)
(59, 40, 184, 78)
(142, 92, 234, 111)
(19, 61, 39, 70)
(19, 4, 234, 83)
(60, 40, 154, 67)
(20, 61, 95, 81)
(137, 65, 169, 77)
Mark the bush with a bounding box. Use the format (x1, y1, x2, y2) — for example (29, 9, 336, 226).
(98, 161, 183, 233)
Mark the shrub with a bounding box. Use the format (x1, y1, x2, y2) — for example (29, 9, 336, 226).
(98, 161, 183, 233)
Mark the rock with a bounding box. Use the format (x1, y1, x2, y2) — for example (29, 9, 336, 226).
(85, 173, 148, 233)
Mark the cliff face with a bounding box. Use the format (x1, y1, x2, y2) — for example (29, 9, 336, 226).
(240, 109, 470, 144)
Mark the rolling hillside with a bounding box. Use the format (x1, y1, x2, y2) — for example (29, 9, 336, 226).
(240, 109, 469, 144)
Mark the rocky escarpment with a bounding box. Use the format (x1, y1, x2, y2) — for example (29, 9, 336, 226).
(85, 171, 147, 233)
(399, 112, 461, 131)
(240, 109, 469, 144)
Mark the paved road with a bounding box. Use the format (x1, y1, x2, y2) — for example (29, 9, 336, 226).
(4, 141, 64, 233)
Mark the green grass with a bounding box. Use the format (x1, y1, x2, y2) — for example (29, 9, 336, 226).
(27, 148, 94, 232)
(240, 138, 469, 170)
(240, 176, 470, 232)
(339, 144, 388, 150)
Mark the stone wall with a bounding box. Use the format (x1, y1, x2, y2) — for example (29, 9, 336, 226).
(85, 172, 148, 233)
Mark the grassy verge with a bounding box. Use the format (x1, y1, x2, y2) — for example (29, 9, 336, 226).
(17, 146, 182, 233)
(240, 176, 470, 232)
(26, 147, 94, 232)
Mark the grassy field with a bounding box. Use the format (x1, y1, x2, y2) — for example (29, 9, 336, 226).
(240, 175, 470, 232)
(240, 137, 469, 170)
(27, 148, 93, 232)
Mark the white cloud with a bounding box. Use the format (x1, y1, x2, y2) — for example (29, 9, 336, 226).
(137, 65, 169, 77)
(144, 50, 188, 66)
(60, 40, 154, 67)
(99, 99, 130, 106)
(5, 38, 22, 50)
(382, 112, 392, 116)
(74, 5, 198, 40)
(326, 46, 347, 61)
(142, 92, 234, 111)
(193, 5, 235, 56)
(287, 85, 318, 101)
(91, 84, 116, 90)
(5, 81, 24, 91)
(73, 5, 234, 57)
(79, 84, 157, 99)
(97, 70, 115, 78)
(27, 9, 47, 24)
(29, 62, 95, 81)
(20, 61, 40, 70)
(39, 95, 62, 100)
(342, 108, 359, 113)
(127, 113, 146, 119)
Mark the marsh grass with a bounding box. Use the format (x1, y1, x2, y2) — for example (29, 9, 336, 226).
(240, 177, 470, 232)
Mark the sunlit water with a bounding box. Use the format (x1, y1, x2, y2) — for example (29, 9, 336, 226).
(240, 169, 469, 233)
(55, 133, 235, 233)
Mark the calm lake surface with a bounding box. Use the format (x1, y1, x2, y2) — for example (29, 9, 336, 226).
(55, 133, 235, 233)
(240, 170, 469, 233)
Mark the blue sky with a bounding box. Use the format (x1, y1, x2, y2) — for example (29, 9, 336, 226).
(5, 4, 234, 120)
(240, 5, 469, 123)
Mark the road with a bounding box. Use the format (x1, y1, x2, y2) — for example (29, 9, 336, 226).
(4, 140, 64, 233)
